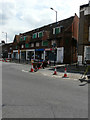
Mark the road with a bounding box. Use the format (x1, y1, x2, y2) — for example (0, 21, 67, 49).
(2, 62, 88, 118)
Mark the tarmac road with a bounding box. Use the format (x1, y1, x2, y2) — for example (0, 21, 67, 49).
(2, 62, 88, 118)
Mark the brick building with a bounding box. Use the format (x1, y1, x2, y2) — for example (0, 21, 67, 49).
(1, 43, 13, 59)
(12, 14, 79, 64)
(78, 2, 90, 65)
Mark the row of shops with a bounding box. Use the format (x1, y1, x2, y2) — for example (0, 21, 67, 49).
(8, 47, 64, 63)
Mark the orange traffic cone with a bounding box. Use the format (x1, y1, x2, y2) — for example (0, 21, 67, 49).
(30, 63, 34, 72)
(53, 67, 57, 75)
(63, 68, 68, 78)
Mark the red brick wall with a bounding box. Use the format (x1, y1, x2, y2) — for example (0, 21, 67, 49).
(72, 14, 79, 41)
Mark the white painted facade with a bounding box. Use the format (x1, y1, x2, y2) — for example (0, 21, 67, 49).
(84, 46, 90, 60)
(26, 49, 35, 60)
(57, 47, 64, 63)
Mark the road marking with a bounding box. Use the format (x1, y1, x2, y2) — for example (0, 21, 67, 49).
(22, 70, 29, 73)
(74, 79, 78, 81)
(43, 73, 48, 76)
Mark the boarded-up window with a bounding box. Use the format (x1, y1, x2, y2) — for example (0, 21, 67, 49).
(53, 26, 63, 34)
(38, 32, 43, 38)
(65, 38, 69, 44)
(25, 43, 29, 48)
(42, 41, 48, 46)
(24, 36, 27, 41)
(20, 37, 23, 41)
(32, 33, 37, 39)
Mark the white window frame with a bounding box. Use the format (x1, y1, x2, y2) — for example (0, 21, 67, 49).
(89, 26, 90, 42)
(31, 43, 34, 47)
(53, 26, 63, 34)
(21, 45, 24, 48)
(36, 42, 39, 47)
(51, 40, 56, 45)
(32, 33, 37, 39)
(38, 31, 43, 38)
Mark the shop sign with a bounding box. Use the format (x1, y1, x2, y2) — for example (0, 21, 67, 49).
(21, 50, 26, 52)
(45, 48, 52, 51)
(35, 49, 44, 51)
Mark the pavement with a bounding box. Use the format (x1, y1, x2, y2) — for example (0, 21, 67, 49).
(1, 60, 90, 81)
(38, 65, 82, 81)
(34, 63, 90, 81)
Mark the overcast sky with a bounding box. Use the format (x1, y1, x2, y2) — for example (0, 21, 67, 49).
(0, 0, 89, 43)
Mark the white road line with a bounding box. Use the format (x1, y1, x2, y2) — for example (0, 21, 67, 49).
(74, 79, 78, 81)
(22, 70, 29, 73)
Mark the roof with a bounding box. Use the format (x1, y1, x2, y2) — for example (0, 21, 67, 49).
(80, 3, 89, 9)
(21, 16, 75, 35)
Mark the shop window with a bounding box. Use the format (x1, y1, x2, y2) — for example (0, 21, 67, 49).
(25, 43, 29, 48)
(42, 41, 48, 46)
(32, 33, 37, 39)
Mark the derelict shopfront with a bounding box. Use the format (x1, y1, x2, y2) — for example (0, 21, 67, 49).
(35, 49, 45, 60)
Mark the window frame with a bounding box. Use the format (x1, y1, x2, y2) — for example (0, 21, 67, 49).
(38, 31, 43, 38)
(89, 26, 90, 42)
(32, 33, 37, 39)
(31, 43, 34, 47)
(36, 42, 39, 47)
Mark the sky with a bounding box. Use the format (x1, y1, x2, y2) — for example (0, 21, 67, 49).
(0, 0, 89, 43)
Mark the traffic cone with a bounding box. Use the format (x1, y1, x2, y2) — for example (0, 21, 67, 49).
(30, 63, 34, 72)
(53, 67, 57, 75)
(38, 62, 42, 69)
(34, 65, 38, 72)
(38, 66, 41, 70)
(63, 68, 68, 78)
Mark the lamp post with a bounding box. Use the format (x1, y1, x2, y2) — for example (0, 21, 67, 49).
(50, 8, 57, 23)
(2, 32, 7, 43)
(50, 7, 57, 66)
